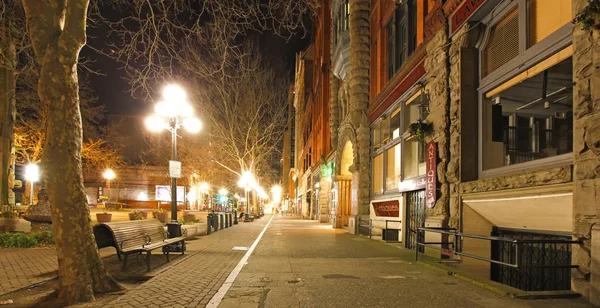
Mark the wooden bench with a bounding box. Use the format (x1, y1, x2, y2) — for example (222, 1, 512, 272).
(93, 220, 186, 271)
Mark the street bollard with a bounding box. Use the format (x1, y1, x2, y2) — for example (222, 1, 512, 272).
(213, 214, 219, 231)
(226, 213, 230, 228)
(229, 213, 233, 226)
(224, 213, 228, 228)
(206, 214, 212, 235)
(234, 211, 238, 225)
(219, 214, 223, 230)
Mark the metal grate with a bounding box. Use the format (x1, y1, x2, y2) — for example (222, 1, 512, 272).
(491, 228, 572, 291)
(405, 190, 425, 252)
(482, 7, 520, 77)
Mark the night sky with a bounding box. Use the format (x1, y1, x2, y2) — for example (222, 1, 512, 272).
(81, 15, 310, 117)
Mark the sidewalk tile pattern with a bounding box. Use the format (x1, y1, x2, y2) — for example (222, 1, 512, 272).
(108, 220, 267, 308)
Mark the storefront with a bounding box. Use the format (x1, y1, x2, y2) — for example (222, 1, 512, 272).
(448, 0, 574, 291)
(370, 69, 429, 244)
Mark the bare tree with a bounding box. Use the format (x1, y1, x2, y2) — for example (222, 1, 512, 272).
(21, 0, 120, 304)
(184, 44, 289, 180)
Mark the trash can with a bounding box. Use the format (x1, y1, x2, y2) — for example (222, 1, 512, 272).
(206, 214, 213, 235)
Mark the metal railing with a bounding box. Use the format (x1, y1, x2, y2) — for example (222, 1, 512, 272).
(358, 217, 372, 238)
(358, 218, 402, 243)
(415, 227, 581, 269)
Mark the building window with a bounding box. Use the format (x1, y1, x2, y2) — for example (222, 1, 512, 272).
(481, 7, 519, 77)
(482, 57, 573, 170)
(386, 144, 401, 190)
(385, 0, 417, 79)
(371, 89, 427, 195)
(403, 95, 427, 179)
(528, 0, 572, 47)
(372, 154, 384, 194)
(333, 0, 350, 48)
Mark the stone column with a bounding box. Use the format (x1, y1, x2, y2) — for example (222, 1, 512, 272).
(423, 25, 450, 222)
(572, 0, 600, 300)
(348, 0, 371, 218)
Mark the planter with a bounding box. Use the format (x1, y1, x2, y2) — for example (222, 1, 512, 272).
(183, 213, 196, 222)
(96, 213, 112, 223)
(195, 223, 207, 236)
(155, 212, 169, 223)
(181, 225, 197, 240)
(128, 213, 145, 220)
(0, 217, 19, 232)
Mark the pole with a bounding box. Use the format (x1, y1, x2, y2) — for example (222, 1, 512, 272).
(170, 124, 177, 222)
(29, 181, 34, 205)
(166, 119, 183, 243)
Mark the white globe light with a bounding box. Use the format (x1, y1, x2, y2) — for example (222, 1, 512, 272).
(145, 116, 165, 132)
(163, 84, 186, 102)
(103, 169, 116, 180)
(174, 102, 193, 117)
(183, 117, 202, 133)
(25, 164, 40, 182)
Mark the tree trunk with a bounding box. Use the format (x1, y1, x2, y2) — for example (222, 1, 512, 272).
(348, 0, 371, 215)
(0, 16, 16, 206)
(21, 0, 120, 304)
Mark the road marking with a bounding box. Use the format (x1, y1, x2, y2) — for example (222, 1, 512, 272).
(206, 215, 274, 308)
(231, 246, 249, 251)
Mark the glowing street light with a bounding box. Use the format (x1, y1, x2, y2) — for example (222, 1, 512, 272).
(25, 164, 40, 206)
(238, 171, 255, 222)
(103, 169, 116, 203)
(145, 84, 202, 243)
(271, 185, 282, 203)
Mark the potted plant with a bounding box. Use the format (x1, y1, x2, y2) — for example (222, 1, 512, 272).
(183, 212, 196, 222)
(0, 205, 20, 232)
(96, 211, 112, 223)
(153, 209, 169, 223)
(128, 210, 144, 220)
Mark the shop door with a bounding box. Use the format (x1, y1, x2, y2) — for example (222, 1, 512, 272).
(337, 179, 351, 228)
(405, 190, 425, 252)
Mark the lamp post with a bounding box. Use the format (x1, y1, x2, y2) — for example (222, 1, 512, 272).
(25, 164, 40, 206)
(237, 171, 255, 222)
(103, 169, 116, 203)
(145, 84, 202, 239)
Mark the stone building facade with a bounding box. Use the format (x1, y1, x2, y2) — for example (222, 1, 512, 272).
(291, 0, 600, 303)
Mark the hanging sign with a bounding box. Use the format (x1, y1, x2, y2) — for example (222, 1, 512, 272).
(450, 0, 487, 35)
(372, 200, 400, 217)
(425, 141, 437, 208)
(169, 160, 182, 178)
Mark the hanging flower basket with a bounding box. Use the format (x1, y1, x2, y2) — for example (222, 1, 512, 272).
(405, 120, 432, 141)
(574, 0, 600, 31)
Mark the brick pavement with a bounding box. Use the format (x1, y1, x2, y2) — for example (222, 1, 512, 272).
(0, 248, 57, 295)
(0, 247, 119, 296)
(107, 217, 271, 308)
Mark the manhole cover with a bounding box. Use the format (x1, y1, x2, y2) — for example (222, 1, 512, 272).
(232, 246, 249, 251)
(322, 274, 359, 279)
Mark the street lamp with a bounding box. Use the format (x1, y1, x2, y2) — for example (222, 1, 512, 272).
(103, 169, 116, 203)
(145, 84, 202, 239)
(25, 164, 40, 206)
(237, 171, 255, 222)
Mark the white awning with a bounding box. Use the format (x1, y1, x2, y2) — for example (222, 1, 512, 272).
(463, 193, 572, 232)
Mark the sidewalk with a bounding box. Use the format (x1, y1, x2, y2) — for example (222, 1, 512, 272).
(107, 217, 270, 308)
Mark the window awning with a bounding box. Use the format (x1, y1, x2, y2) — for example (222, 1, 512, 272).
(463, 193, 572, 232)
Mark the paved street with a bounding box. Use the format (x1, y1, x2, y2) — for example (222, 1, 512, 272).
(218, 216, 593, 308)
(1, 216, 595, 307)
